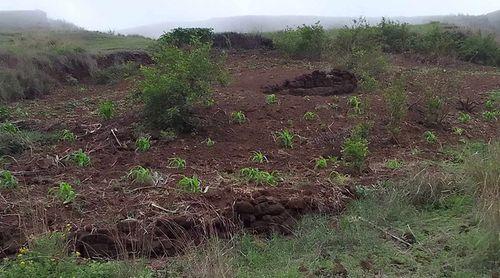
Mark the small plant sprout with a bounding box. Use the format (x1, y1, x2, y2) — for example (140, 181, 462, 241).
(205, 138, 215, 147)
(482, 111, 498, 121)
(275, 130, 295, 148)
(424, 131, 438, 143)
(240, 168, 279, 186)
(266, 94, 278, 105)
(56, 182, 76, 204)
(70, 150, 91, 167)
(251, 151, 268, 163)
(458, 112, 471, 124)
(342, 134, 369, 172)
(0, 170, 18, 189)
(98, 100, 115, 120)
(303, 111, 318, 121)
(127, 166, 153, 184)
(231, 111, 247, 124)
(315, 157, 328, 169)
(1, 122, 19, 133)
(168, 157, 186, 169)
(329, 171, 350, 185)
(136, 136, 151, 152)
(178, 176, 203, 193)
(348, 95, 363, 115)
(60, 129, 77, 142)
(453, 127, 465, 136)
(385, 159, 403, 170)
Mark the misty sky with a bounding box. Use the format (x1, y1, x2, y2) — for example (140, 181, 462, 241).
(1, 0, 499, 30)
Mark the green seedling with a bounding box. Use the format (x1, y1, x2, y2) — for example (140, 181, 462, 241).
(303, 111, 318, 121)
(168, 157, 186, 169)
(251, 151, 268, 163)
(348, 95, 363, 115)
(1, 122, 19, 133)
(266, 94, 278, 105)
(385, 159, 403, 170)
(275, 130, 295, 148)
(136, 136, 151, 152)
(315, 157, 328, 169)
(178, 176, 202, 193)
(60, 129, 77, 142)
(0, 170, 18, 189)
(458, 112, 471, 124)
(453, 127, 465, 136)
(98, 100, 115, 120)
(240, 167, 279, 186)
(231, 111, 247, 124)
(70, 150, 91, 167)
(424, 131, 438, 143)
(127, 166, 153, 184)
(485, 99, 494, 110)
(205, 138, 215, 147)
(482, 111, 498, 121)
(55, 182, 76, 204)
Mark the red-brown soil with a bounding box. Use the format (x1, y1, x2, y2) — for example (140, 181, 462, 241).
(1, 50, 499, 258)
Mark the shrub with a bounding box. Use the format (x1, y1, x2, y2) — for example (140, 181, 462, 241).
(342, 134, 369, 172)
(251, 151, 268, 163)
(141, 39, 227, 132)
(158, 28, 214, 47)
(69, 149, 90, 167)
(0, 170, 18, 189)
(384, 78, 408, 136)
(55, 182, 76, 204)
(240, 168, 279, 186)
(275, 130, 294, 148)
(135, 136, 151, 152)
(347, 96, 365, 115)
(178, 176, 202, 193)
(231, 111, 247, 124)
(273, 22, 327, 59)
(458, 34, 500, 66)
(423, 92, 447, 126)
(98, 100, 115, 120)
(168, 157, 186, 169)
(127, 166, 153, 184)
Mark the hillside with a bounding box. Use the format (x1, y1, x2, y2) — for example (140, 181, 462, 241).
(0, 10, 79, 31)
(120, 11, 500, 38)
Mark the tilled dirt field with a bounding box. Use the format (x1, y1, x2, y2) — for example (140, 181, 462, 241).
(1, 50, 499, 258)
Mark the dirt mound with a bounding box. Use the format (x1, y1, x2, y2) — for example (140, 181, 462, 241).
(263, 69, 358, 96)
(96, 51, 153, 68)
(213, 33, 274, 50)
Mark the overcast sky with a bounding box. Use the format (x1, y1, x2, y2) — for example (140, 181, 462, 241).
(1, 0, 499, 31)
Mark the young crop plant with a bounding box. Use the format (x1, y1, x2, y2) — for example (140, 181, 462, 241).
(341, 134, 369, 172)
(458, 112, 472, 124)
(275, 130, 295, 148)
(453, 127, 465, 136)
(55, 182, 76, 204)
(482, 111, 498, 122)
(98, 100, 115, 120)
(136, 136, 151, 152)
(60, 129, 77, 142)
(127, 166, 153, 184)
(251, 151, 268, 163)
(385, 159, 403, 170)
(204, 138, 215, 147)
(0, 170, 18, 189)
(424, 131, 438, 143)
(178, 176, 202, 193)
(384, 78, 407, 136)
(315, 157, 328, 169)
(265, 94, 278, 105)
(231, 111, 247, 124)
(303, 111, 318, 121)
(240, 167, 279, 186)
(168, 157, 186, 169)
(347, 95, 363, 115)
(70, 150, 91, 167)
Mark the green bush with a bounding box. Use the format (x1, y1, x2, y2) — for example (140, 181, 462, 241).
(158, 28, 214, 47)
(141, 39, 227, 132)
(384, 78, 408, 136)
(98, 100, 115, 119)
(273, 22, 327, 59)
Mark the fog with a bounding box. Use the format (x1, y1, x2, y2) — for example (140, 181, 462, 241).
(0, 0, 499, 31)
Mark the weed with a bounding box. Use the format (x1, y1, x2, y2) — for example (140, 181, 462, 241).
(384, 78, 407, 136)
(178, 176, 202, 193)
(265, 94, 278, 105)
(60, 129, 76, 142)
(347, 96, 363, 115)
(0, 170, 18, 189)
(275, 130, 294, 148)
(231, 111, 247, 124)
(342, 134, 369, 172)
(453, 127, 465, 136)
(240, 168, 279, 186)
(424, 131, 438, 143)
(168, 157, 186, 170)
(98, 100, 115, 120)
(423, 92, 447, 126)
(458, 112, 472, 124)
(205, 138, 215, 147)
(482, 111, 498, 121)
(55, 182, 76, 204)
(160, 129, 177, 142)
(1, 122, 19, 133)
(303, 111, 318, 121)
(127, 166, 153, 184)
(69, 149, 90, 167)
(314, 157, 329, 169)
(329, 171, 351, 185)
(251, 151, 268, 163)
(385, 159, 403, 170)
(136, 136, 151, 152)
